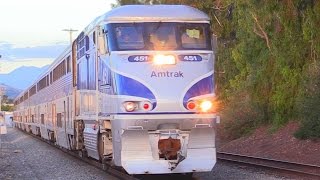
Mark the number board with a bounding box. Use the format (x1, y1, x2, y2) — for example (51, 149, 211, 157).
(128, 55, 202, 62)
(128, 55, 150, 62)
(179, 55, 202, 62)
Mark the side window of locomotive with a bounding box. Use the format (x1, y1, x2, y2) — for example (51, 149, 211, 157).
(180, 25, 206, 49)
(93, 31, 96, 44)
(115, 26, 144, 50)
(85, 35, 89, 51)
(105, 32, 109, 53)
(99, 60, 112, 87)
(77, 32, 86, 60)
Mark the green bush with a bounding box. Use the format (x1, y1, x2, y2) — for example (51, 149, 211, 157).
(295, 117, 320, 140)
(295, 59, 320, 139)
(220, 92, 264, 140)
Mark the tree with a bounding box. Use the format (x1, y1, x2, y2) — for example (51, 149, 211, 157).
(111, 0, 320, 138)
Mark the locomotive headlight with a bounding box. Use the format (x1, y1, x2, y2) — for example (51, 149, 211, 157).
(153, 54, 176, 65)
(123, 101, 137, 112)
(200, 100, 213, 112)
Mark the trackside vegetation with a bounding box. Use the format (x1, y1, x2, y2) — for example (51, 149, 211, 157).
(113, 0, 320, 140)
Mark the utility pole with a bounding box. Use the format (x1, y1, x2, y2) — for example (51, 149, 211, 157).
(62, 28, 78, 45)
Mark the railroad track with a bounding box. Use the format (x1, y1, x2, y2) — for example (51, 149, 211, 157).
(217, 152, 320, 179)
(16, 129, 199, 180)
(19, 129, 138, 180)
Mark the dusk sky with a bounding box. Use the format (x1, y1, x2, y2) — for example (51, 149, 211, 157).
(0, 0, 115, 73)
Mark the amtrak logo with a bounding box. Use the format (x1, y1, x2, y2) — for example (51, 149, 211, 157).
(151, 71, 184, 78)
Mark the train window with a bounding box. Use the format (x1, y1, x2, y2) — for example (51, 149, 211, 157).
(41, 114, 44, 124)
(53, 60, 66, 82)
(31, 115, 34, 123)
(148, 23, 178, 50)
(50, 71, 53, 84)
(49, 73, 51, 84)
(115, 26, 144, 50)
(38, 76, 47, 91)
(93, 31, 96, 44)
(29, 85, 37, 97)
(77, 32, 85, 60)
(85, 36, 89, 51)
(57, 113, 62, 128)
(180, 25, 206, 49)
(23, 92, 28, 101)
(108, 22, 211, 51)
(67, 56, 71, 73)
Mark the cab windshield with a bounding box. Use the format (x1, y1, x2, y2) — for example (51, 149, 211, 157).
(107, 22, 211, 51)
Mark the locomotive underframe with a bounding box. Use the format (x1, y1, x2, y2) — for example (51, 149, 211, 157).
(85, 114, 219, 174)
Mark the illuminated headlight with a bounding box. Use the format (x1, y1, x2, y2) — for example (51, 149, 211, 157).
(200, 100, 213, 112)
(153, 55, 176, 65)
(186, 100, 214, 112)
(123, 101, 137, 112)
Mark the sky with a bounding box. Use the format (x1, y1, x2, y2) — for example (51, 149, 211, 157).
(0, 0, 115, 73)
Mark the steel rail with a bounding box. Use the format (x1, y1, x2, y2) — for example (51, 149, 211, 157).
(217, 151, 320, 178)
(18, 129, 138, 180)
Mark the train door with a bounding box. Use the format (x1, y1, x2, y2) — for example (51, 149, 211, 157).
(64, 100, 70, 148)
(56, 100, 69, 149)
(47, 103, 52, 130)
(97, 27, 113, 114)
(40, 104, 49, 140)
(31, 106, 37, 135)
(66, 96, 73, 133)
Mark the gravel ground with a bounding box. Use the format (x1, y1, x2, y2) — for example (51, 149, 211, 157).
(194, 161, 288, 180)
(0, 128, 117, 180)
(1, 128, 288, 180)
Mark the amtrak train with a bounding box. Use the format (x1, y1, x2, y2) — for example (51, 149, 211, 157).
(13, 5, 219, 175)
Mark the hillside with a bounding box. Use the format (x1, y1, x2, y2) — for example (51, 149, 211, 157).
(115, 0, 320, 140)
(0, 65, 49, 90)
(218, 122, 320, 166)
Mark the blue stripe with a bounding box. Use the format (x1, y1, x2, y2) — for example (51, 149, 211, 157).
(183, 75, 214, 108)
(114, 73, 157, 109)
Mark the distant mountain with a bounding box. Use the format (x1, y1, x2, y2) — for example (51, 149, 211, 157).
(0, 65, 49, 90)
(0, 83, 22, 99)
(0, 42, 68, 60)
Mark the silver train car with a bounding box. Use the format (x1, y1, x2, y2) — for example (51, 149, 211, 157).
(13, 5, 218, 175)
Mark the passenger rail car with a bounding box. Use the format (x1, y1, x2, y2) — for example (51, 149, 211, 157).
(13, 5, 219, 175)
